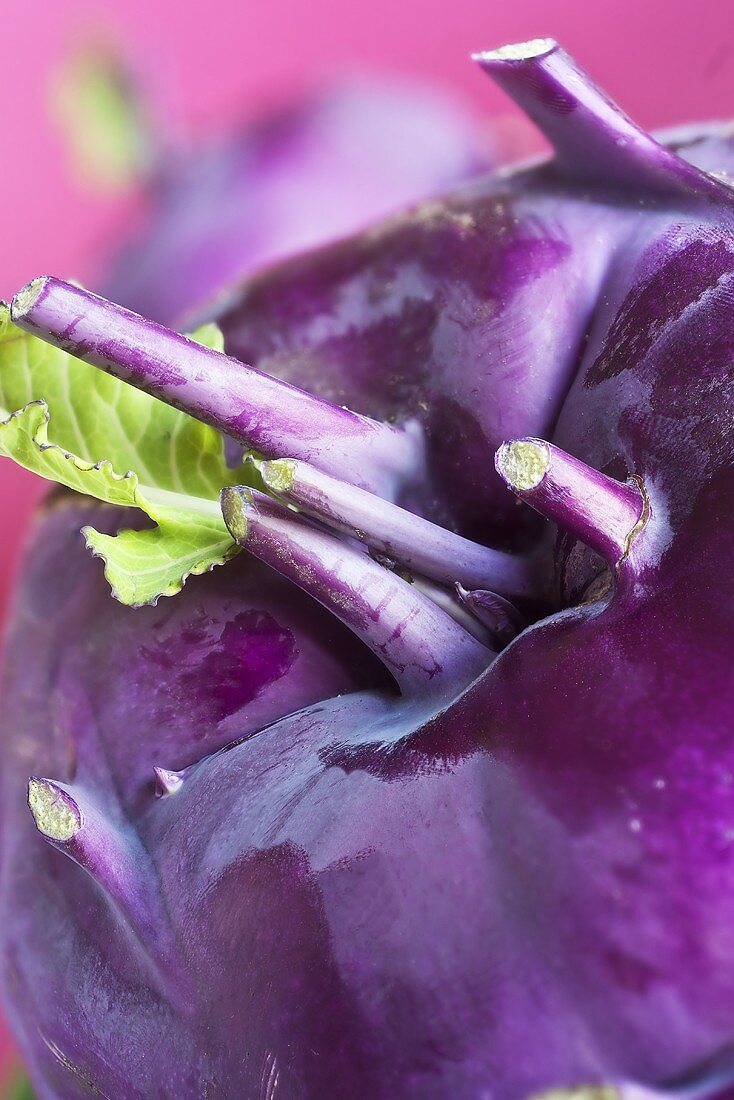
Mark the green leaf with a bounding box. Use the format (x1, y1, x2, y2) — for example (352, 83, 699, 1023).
(0, 305, 252, 606)
(83, 506, 238, 607)
(190, 322, 225, 354)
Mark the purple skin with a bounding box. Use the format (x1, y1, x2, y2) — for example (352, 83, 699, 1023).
(5, 36, 734, 1099)
(103, 79, 493, 326)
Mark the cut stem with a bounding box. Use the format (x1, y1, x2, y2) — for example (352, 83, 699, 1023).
(221, 487, 489, 699)
(495, 438, 646, 564)
(261, 457, 535, 598)
(27, 777, 183, 997)
(10, 277, 423, 498)
(474, 39, 731, 204)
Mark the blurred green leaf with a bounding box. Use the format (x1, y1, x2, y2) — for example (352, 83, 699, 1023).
(3, 1071, 34, 1100)
(50, 44, 151, 191)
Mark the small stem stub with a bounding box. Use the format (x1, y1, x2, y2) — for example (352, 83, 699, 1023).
(496, 438, 646, 565)
(153, 767, 185, 798)
(28, 777, 81, 842)
(455, 585, 528, 648)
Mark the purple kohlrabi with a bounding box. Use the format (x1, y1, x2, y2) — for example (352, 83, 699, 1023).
(4, 36, 734, 1100)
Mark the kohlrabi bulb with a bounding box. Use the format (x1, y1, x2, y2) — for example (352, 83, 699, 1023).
(3, 38, 734, 1099)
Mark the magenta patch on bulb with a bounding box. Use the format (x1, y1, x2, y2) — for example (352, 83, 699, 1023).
(142, 609, 297, 721)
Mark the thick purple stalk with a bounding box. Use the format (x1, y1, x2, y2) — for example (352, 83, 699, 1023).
(220, 486, 489, 699)
(10, 277, 424, 497)
(27, 777, 183, 1002)
(495, 438, 647, 564)
(474, 39, 732, 204)
(261, 457, 535, 598)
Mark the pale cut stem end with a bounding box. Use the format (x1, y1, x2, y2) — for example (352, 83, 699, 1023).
(496, 439, 550, 491)
(472, 38, 557, 64)
(27, 777, 81, 842)
(220, 486, 249, 543)
(27, 776, 190, 1007)
(261, 459, 297, 495)
(11, 277, 49, 320)
(528, 1086, 666, 1100)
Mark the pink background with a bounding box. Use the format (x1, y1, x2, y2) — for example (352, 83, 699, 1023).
(0, 0, 732, 1079)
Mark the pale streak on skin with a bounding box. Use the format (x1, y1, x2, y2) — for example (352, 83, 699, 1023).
(261, 1051, 280, 1100)
(39, 1031, 113, 1100)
